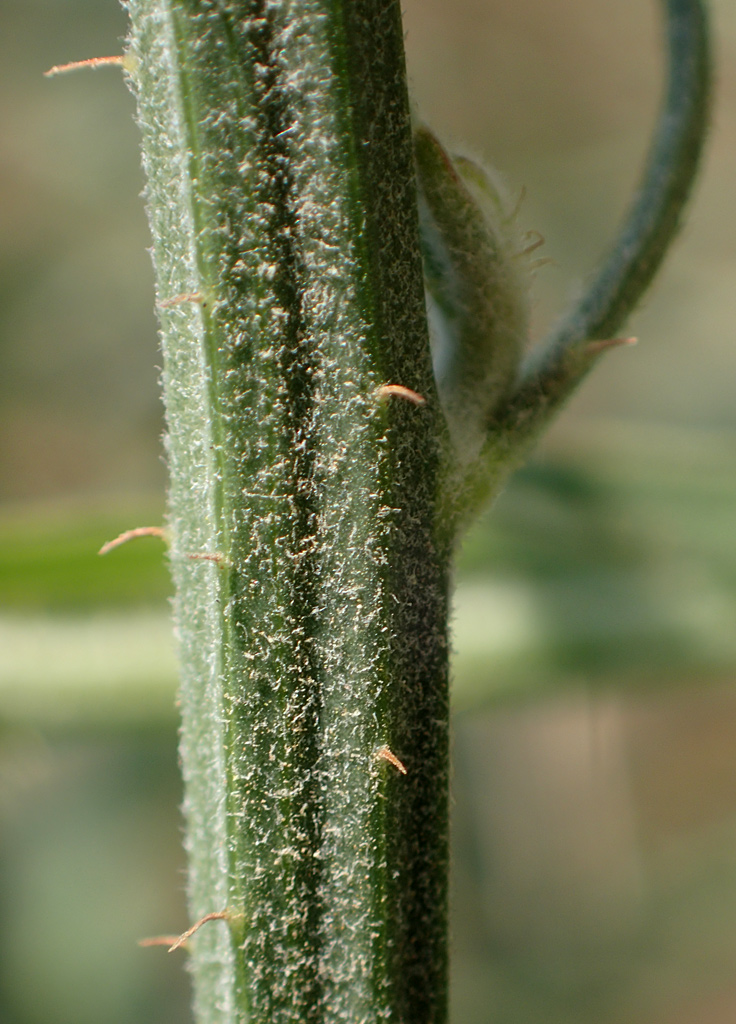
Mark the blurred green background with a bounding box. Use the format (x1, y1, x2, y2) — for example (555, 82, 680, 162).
(2, 0, 736, 1022)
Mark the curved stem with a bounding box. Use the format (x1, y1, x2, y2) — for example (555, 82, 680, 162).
(442, 0, 712, 535)
(508, 0, 710, 431)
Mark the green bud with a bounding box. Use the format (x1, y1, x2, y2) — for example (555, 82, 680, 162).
(414, 124, 531, 462)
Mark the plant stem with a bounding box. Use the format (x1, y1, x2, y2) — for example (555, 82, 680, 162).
(539, 0, 711, 358)
(447, 0, 712, 531)
(120, 0, 712, 1018)
(123, 1, 450, 1022)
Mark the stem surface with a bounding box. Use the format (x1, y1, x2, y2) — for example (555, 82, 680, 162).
(124, 1, 450, 1022)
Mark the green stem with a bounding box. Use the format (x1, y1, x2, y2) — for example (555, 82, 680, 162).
(538, 0, 711, 358)
(124, 1, 449, 1022)
(447, 0, 711, 531)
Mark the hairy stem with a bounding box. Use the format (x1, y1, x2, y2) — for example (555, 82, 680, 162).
(123, 1, 449, 1021)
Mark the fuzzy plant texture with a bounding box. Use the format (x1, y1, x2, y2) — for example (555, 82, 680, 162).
(114, 0, 711, 1022)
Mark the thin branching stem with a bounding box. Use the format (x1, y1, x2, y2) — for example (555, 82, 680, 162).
(446, 0, 712, 530)
(540, 0, 710, 355)
(506, 0, 710, 438)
